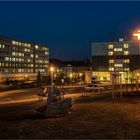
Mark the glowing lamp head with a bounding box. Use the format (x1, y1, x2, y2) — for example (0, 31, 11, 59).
(50, 66, 54, 72)
(79, 73, 82, 77)
(70, 73, 73, 78)
(133, 31, 140, 40)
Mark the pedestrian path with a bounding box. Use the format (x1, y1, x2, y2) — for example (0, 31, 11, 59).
(0, 93, 83, 105)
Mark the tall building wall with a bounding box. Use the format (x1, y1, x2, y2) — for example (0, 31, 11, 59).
(92, 40, 140, 72)
(0, 36, 49, 82)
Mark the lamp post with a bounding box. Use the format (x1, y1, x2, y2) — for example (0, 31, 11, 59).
(136, 73, 139, 92)
(133, 31, 140, 92)
(133, 31, 140, 61)
(79, 73, 83, 93)
(50, 66, 54, 92)
(70, 73, 73, 85)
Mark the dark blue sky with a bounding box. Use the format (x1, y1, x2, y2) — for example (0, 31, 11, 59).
(0, 1, 140, 60)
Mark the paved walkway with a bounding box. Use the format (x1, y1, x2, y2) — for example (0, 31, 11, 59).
(0, 93, 85, 105)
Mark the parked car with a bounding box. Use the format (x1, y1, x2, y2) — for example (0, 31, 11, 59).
(84, 84, 104, 92)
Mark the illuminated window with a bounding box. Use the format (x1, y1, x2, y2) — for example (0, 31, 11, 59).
(124, 44, 129, 48)
(27, 59, 31, 62)
(19, 53, 22, 56)
(27, 49, 30, 52)
(12, 58, 15, 61)
(18, 69, 22, 72)
(5, 57, 9, 61)
(108, 51, 113, 56)
(114, 48, 122, 52)
(24, 48, 28, 52)
(108, 44, 113, 49)
(12, 52, 16, 56)
(12, 40, 16, 45)
(15, 41, 18, 45)
(28, 44, 31, 47)
(30, 54, 34, 58)
(19, 42, 21, 46)
(0, 44, 1, 48)
(45, 60, 48, 63)
(109, 59, 114, 63)
(45, 52, 48, 55)
(124, 51, 129, 55)
(35, 45, 39, 49)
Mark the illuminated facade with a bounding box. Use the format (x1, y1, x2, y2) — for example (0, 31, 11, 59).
(0, 36, 49, 82)
(92, 39, 140, 82)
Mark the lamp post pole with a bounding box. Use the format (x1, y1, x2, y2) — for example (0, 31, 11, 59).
(133, 31, 140, 92)
(70, 73, 73, 85)
(50, 66, 54, 92)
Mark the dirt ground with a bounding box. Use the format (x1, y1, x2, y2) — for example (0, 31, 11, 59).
(0, 93, 140, 139)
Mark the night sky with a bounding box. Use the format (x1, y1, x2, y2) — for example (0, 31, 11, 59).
(0, 1, 140, 60)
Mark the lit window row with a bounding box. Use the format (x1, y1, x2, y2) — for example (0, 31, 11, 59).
(35, 69, 45, 72)
(109, 67, 114, 71)
(35, 64, 46, 68)
(5, 57, 25, 62)
(108, 44, 113, 49)
(12, 40, 31, 47)
(114, 48, 122, 52)
(123, 59, 129, 63)
(24, 48, 31, 52)
(124, 68, 129, 71)
(12, 52, 24, 57)
(0, 44, 5, 48)
(36, 60, 44, 63)
(17, 69, 33, 72)
(42, 47, 48, 51)
(114, 64, 123, 67)
(0, 62, 34, 67)
(0, 68, 34, 73)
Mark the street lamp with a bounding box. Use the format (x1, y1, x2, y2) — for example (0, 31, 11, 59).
(133, 30, 140, 92)
(79, 73, 83, 83)
(50, 66, 54, 92)
(133, 31, 140, 59)
(70, 73, 73, 85)
(79, 73, 83, 92)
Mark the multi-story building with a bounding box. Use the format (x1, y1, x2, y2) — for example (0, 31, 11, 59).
(92, 39, 140, 82)
(0, 36, 49, 82)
